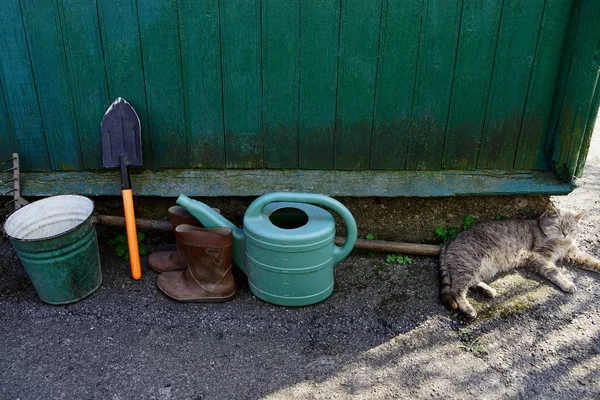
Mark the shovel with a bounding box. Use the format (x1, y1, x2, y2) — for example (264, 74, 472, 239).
(101, 98, 143, 280)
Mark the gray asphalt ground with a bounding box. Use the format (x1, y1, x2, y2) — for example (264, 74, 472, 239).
(2, 129, 600, 399)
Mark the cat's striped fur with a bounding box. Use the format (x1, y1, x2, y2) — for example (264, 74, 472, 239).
(439, 206, 599, 319)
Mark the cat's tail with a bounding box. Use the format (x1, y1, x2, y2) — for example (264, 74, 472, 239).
(439, 246, 457, 311)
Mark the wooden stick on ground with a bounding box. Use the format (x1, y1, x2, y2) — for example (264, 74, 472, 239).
(96, 214, 441, 257)
(96, 214, 171, 232)
(335, 237, 441, 256)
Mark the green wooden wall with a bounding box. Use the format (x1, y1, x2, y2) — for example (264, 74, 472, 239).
(1, 0, 600, 197)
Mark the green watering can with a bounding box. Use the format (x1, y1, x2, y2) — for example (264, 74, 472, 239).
(176, 192, 357, 306)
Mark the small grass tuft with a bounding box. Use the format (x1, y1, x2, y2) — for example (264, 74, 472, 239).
(108, 231, 147, 261)
(435, 215, 478, 243)
(458, 329, 489, 356)
(386, 254, 413, 265)
(463, 215, 478, 230)
(435, 225, 459, 243)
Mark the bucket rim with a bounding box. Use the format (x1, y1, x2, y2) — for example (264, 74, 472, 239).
(4, 195, 95, 243)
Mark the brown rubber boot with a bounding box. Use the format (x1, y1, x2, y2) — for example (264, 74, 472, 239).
(148, 206, 202, 273)
(157, 226, 236, 302)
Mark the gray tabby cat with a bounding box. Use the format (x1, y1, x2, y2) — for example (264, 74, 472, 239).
(439, 206, 600, 319)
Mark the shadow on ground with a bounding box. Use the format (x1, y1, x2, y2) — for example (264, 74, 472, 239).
(1, 223, 599, 399)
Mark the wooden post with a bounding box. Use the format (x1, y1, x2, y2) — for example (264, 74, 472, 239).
(550, 0, 600, 181)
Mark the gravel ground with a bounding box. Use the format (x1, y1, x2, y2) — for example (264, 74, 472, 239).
(1, 131, 600, 399)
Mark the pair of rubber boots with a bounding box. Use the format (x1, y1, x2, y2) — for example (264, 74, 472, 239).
(148, 206, 236, 302)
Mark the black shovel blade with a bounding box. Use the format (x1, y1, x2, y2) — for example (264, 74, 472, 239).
(101, 97, 143, 168)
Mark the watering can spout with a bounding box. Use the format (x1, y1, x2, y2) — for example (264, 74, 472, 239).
(176, 195, 247, 274)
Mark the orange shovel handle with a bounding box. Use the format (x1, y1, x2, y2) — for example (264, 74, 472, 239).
(122, 189, 142, 280)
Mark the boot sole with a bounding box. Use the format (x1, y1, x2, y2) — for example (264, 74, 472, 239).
(157, 285, 237, 303)
(148, 265, 186, 273)
(173, 291, 237, 303)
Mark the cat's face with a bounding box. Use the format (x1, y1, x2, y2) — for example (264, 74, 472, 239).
(539, 206, 583, 240)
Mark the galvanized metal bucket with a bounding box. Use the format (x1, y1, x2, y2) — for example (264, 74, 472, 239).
(4, 195, 102, 304)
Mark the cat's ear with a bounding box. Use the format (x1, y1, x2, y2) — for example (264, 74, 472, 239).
(575, 211, 585, 222)
(543, 204, 559, 218)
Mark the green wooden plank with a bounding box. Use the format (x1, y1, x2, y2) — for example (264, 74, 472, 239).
(575, 80, 600, 178)
(406, 0, 462, 171)
(97, 0, 153, 169)
(0, 0, 49, 171)
(58, 0, 109, 170)
(370, 0, 422, 170)
(334, 0, 383, 170)
(551, 0, 600, 180)
(137, 0, 187, 168)
(19, 169, 574, 197)
(221, 0, 262, 168)
(262, 0, 300, 169)
(514, 0, 572, 171)
(20, 0, 83, 171)
(179, 0, 224, 169)
(544, 0, 578, 163)
(298, 0, 339, 170)
(442, 0, 502, 171)
(0, 79, 15, 162)
(477, 0, 545, 170)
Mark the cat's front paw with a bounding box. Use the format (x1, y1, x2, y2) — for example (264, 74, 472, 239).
(562, 281, 578, 293)
(459, 306, 477, 320)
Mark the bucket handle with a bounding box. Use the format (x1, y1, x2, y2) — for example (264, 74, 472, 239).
(245, 192, 357, 263)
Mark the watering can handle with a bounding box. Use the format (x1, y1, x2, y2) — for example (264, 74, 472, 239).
(245, 192, 357, 263)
